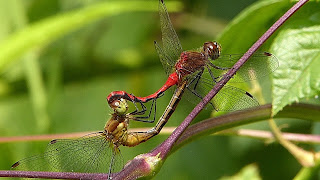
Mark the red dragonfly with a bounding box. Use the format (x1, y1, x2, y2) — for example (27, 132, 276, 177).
(107, 0, 278, 119)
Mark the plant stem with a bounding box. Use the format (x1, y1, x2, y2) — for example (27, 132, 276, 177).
(218, 129, 320, 144)
(10, 0, 50, 132)
(1, 104, 320, 145)
(174, 103, 320, 151)
(268, 118, 317, 167)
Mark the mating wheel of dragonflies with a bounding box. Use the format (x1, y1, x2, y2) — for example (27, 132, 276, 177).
(107, 0, 279, 119)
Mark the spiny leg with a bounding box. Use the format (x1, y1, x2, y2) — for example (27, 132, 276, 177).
(187, 69, 217, 111)
(130, 100, 147, 116)
(107, 148, 118, 180)
(130, 98, 157, 123)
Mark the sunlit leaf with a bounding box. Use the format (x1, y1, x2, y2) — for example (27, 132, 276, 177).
(271, 25, 320, 115)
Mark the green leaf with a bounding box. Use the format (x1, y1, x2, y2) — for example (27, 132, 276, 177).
(271, 25, 320, 115)
(216, 0, 320, 115)
(214, 0, 290, 110)
(217, 0, 289, 53)
(219, 164, 262, 180)
(0, 1, 182, 73)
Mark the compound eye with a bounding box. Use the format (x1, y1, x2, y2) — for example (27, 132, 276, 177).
(203, 42, 213, 51)
(110, 100, 121, 109)
(109, 98, 128, 115)
(204, 41, 221, 60)
(203, 42, 214, 55)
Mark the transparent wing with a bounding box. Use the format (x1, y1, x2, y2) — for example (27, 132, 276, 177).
(11, 132, 123, 174)
(154, 41, 175, 76)
(186, 75, 259, 111)
(211, 52, 279, 82)
(158, 0, 183, 68)
(212, 85, 259, 111)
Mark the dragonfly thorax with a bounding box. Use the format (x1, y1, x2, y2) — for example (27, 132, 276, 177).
(175, 51, 207, 82)
(104, 115, 129, 145)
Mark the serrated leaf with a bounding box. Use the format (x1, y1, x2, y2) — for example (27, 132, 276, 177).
(271, 26, 320, 115)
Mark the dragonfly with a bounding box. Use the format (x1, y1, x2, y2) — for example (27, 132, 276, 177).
(11, 98, 159, 179)
(107, 0, 278, 119)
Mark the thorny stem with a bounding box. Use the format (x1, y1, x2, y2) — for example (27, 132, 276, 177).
(0, 0, 310, 179)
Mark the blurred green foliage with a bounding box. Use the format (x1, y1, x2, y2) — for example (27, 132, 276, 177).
(0, 0, 320, 179)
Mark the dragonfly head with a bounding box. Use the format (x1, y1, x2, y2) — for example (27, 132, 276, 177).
(203, 41, 221, 60)
(110, 98, 128, 115)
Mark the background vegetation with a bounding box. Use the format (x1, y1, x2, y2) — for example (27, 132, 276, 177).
(0, 0, 319, 179)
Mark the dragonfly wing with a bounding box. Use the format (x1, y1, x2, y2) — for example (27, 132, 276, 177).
(212, 85, 259, 111)
(211, 52, 279, 82)
(45, 132, 121, 173)
(12, 132, 123, 174)
(154, 41, 175, 76)
(186, 74, 259, 111)
(11, 153, 52, 171)
(158, 0, 183, 66)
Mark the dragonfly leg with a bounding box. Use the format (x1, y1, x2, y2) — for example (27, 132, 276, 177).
(206, 63, 229, 82)
(207, 60, 230, 70)
(129, 98, 157, 123)
(187, 70, 218, 111)
(206, 65, 219, 83)
(130, 101, 147, 116)
(124, 82, 188, 147)
(188, 68, 204, 90)
(129, 94, 149, 116)
(107, 148, 118, 179)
